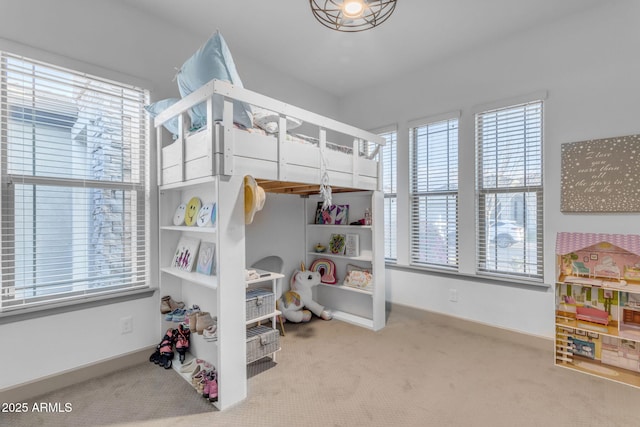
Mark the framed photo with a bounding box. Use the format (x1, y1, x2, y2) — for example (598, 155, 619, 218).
(587, 332, 599, 339)
(329, 233, 346, 255)
(196, 241, 216, 275)
(590, 253, 598, 260)
(344, 233, 359, 257)
(575, 329, 586, 336)
(583, 256, 589, 263)
(173, 236, 200, 272)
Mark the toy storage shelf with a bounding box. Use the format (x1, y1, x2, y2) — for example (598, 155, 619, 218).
(160, 268, 219, 290)
(245, 271, 283, 363)
(318, 283, 373, 296)
(159, 176, 247, 410)
(555, 279, 640, 388)
(304, 192, 385, 332)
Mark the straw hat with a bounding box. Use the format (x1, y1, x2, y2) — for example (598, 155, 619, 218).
(244, 175, 265, 224)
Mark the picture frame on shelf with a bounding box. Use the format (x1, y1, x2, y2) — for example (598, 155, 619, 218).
(329, 233, 346, 255)
(344, 233, 359, 257)
(173, 236, 200, 272)
(314, 203, 349, 225)
(196, 241, 216, 275)
(334, 204, 349, 225)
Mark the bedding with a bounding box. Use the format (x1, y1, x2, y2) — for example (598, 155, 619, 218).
(252, 107, 302, 134)
(145, 98, 180, 136)
(176, 31, 253, 129)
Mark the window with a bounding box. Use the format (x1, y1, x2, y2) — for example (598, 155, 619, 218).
(378, 129, 397, 261)
(1, 51, 149, 311)
(476, 101, 543, 279)
(410, 118, 458, 268)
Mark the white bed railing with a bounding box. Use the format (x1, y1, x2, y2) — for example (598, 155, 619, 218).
(153, 79, 385, 188)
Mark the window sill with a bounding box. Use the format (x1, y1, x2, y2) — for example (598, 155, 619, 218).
(385, 263, 550, 291)
(0, 288, 156, 325)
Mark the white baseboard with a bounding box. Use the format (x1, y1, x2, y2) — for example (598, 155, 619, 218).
(0, 346, 155, 402)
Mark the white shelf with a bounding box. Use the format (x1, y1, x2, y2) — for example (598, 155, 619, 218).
(246, 310, 281, 325)
(331, 310, 375, 330)
(245, 270, 285, 286)
(318, 283, 372, 296)
(171, 355, 218, 409)
(161, 225, 217, 234)
(160, 175, 216, 191)
(306, 251, 372, 262)
(161, 267, 218, 289)
(307, 224, 372, 230)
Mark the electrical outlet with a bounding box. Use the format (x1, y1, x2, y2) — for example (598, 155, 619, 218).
(120, 316, 133, 334)
(449, 289, 458, 302)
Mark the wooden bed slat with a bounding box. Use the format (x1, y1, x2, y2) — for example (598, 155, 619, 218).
(255, 179, 366, 196)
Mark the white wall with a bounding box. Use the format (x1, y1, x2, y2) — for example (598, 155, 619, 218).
(339, 0, 640, 338)
(0, 0, 335, 389)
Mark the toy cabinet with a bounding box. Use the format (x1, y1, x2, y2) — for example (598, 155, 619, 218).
(304, 191, 385, 331)
(245, 271, 283, 363)
(555, 232, 640, 387)
(159, 175, 247, 410)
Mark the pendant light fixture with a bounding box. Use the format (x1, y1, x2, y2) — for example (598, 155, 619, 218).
(310, 0, 397, 32)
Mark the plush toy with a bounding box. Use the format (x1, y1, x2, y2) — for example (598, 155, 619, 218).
(278, 265, 332, 323)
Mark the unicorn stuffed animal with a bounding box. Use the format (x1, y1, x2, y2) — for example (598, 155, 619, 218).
(278, 266, 332, 323)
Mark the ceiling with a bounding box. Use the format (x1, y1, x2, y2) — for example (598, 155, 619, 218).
(115, 0, 602, 97)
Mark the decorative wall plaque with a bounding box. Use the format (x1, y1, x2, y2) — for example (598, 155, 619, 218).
(561, 134, 640, 212)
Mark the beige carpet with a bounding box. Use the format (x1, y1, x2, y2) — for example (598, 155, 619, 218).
(4, 304, 638, 427)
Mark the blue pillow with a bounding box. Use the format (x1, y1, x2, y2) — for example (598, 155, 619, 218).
(176, 31, 253, 129)
(144, 98, 180, 136)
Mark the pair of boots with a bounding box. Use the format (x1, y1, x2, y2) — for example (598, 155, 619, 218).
(193, 312, 216, 335)
(160, 295, 185, 314)
(175, 324, 191, 363)
(149, 328, 177, 369)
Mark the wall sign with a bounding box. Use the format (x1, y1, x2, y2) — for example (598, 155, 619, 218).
(561, 134, 640, 212)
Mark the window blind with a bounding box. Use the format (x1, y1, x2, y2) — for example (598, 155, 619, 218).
(410, 118, 458, 268)
(476, 101, 543, 279)
(1, 52, 149, 311)
(378, 129, 397, 261)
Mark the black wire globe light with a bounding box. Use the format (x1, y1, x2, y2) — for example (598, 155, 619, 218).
(310, 0, 397, 32)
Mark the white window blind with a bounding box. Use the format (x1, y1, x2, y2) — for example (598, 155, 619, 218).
(476, 101, 543, 279)
(378, 129, 397, 261)
(410, 118, 458, 268)
(1, 52, 149, 311)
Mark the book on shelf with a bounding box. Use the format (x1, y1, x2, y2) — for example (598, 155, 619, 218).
(173, 236, 200, 272)
(196, 241, 216, 275)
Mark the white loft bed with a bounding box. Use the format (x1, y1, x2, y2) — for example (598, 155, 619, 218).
(152, 80, 386, 409)
(153, 79, 385, 191)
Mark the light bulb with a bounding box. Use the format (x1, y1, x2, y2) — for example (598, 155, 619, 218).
(343, 0, 365, 18)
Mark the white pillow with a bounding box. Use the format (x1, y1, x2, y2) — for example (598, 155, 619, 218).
(253, 107, 302, 134)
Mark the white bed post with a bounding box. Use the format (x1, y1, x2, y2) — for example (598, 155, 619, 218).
(221, 94, 235, 176)
(156, 126, 163, 186)
(216, 175, 247, 409)
(319, 128, 327, 183)
(206, 96, 215, 176)
(278, 115, 287, 181)
(371, 190, 385, 331)
(178, 112, 187, 182)
(352, 138, 360, 188)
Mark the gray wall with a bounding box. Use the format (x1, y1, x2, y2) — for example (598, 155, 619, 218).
(0, 0, 334, 389)
(338, 0, 640, 337)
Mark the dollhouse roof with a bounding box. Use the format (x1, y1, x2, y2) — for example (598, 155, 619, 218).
(556, 232, 640, 256)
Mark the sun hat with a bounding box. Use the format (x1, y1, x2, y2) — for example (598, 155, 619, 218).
(244, 175, 265, 224)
